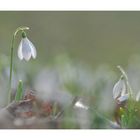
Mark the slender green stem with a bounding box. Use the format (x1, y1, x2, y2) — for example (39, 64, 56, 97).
(8, 35, 15, 104)
(9, 36, 14, 85)
(7, 26, 29, 104)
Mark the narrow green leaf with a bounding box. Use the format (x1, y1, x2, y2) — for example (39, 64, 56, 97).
(15, 80, 23, 101)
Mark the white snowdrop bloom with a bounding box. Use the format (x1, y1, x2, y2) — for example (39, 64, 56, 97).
(113, 76, 126, 100)
(136, 91, 140, 102)
(18, 37, 37, 61)
(117, 94, 129, 102)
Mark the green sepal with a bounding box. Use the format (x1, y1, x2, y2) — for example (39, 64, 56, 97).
(21, 31, 27, 38)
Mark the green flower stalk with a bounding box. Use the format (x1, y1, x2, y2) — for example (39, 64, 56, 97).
(8, 26, 37, 104)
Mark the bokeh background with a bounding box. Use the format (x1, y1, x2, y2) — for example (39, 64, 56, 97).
(1, 12, 140, 67)
(0, 12, 140, 128)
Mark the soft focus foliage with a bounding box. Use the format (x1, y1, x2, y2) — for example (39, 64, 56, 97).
(0, 52, 137, 128)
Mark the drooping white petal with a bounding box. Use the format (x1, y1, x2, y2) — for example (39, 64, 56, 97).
(109, 121, 121, 129)
(28, 39, 37, 59)
(22, 38, 32, 61)
(113, 76, 126, 99)
(136, 91, 140, 102)
(117, 94, 129, 102)
(121, 83, 127, 96)
(17, 40, 23, 60)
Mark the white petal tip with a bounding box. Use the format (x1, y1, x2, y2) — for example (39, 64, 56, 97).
(24, 57, 31, 61)
(117, 94, 129, 102)
(136, 91, 140, 102)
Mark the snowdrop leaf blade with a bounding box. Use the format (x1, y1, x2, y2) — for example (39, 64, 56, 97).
(15, 80, 23, 101)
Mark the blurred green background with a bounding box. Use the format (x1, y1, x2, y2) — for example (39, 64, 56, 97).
(0, 11, 140, 68)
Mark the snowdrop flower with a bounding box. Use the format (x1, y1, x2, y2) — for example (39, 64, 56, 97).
(136, 91, 140, 102)
(117, 94, 129, 102)
(113, 75, 128, 103)
(18, 32, 37, 61)
(113, 76, 126, 99)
